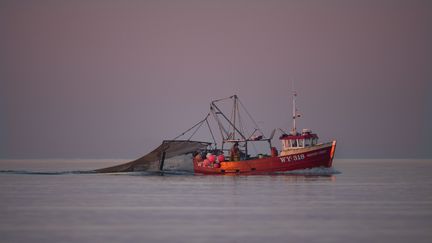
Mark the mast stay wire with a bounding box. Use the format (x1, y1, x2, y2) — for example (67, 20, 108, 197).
(239, 107, 259, 154)
(205, 118, 217, 147)
(211, 95, 234, 103)
(172, 112, 219, 149)
(238, 98, 265, 138)
(173, 113, 209, 140)
(229, 99, 234, 139)
(188, 117, 206, 141)
(211, 106, 229, 140)
(237, 101, 246, 139)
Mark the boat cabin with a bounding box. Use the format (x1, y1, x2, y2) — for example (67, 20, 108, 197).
(279, 129, 318, 150)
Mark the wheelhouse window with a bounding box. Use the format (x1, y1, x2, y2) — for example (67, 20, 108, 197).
(304, 138, 311, 147)
(298, 139, 304, 147)
(283, 140, 289, 149)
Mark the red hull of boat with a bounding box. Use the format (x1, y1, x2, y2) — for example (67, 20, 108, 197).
(194, 141, 336, 174)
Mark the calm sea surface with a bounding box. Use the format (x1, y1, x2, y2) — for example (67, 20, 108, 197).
(0, 159, 431, 243)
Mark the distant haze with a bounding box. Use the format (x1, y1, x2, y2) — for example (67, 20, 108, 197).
(1, 0, 431, 159)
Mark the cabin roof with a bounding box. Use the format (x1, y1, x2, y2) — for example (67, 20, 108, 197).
(279, 133, 318, 140)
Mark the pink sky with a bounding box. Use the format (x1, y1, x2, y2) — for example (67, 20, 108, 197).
(1, 0, 431, 158)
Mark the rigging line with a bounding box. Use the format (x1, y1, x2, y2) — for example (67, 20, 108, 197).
(211, 102, 247, 140)
(212, 104, 230, 138)
(211, 106, 228, 140)
(232, 96, 237, 140)
(211, 95, 234, 104)
(238, 98, 265, 137)
(173, 114, 209, 140)
(235, 98, 240, 135)
(205, 118, 217, 147)
(278, 128, 288, 135)
(247, 128, 259, 140)
(237, 104, 244, 136)
(237, 101, 248, 138)
(233, 99, 246, 139)
(188, 118, 206, 141)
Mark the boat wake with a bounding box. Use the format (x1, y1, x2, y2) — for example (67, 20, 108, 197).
(0, 169, 195, 176)
(277, 166, 341, 176)
(0, 170, 97, 175)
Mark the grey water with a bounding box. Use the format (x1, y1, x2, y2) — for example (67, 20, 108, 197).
(0, 159, 431, 243)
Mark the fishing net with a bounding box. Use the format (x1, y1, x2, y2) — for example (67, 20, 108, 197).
(95, 140, 209, 173)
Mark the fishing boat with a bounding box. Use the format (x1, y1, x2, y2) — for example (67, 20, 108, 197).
(188, 93, 337, 174)
(96, 92, 336, 175)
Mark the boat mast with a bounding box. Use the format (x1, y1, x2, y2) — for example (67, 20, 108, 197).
(292, 90, 298, 135)
(232, 95, 237, 140)
(211, 98, 247, 141)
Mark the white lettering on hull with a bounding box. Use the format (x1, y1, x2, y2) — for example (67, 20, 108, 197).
(280, 154, 305, 163)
